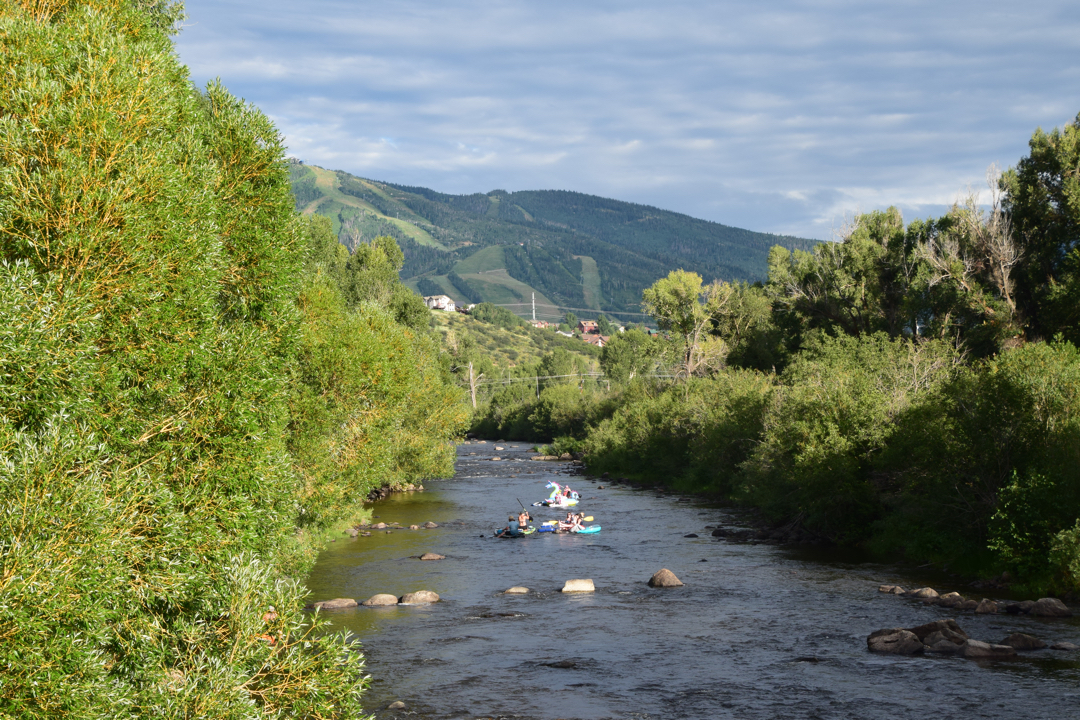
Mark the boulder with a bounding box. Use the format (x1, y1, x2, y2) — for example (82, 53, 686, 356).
(399, 590, 440, 604)
(957, 599, 979, 610)
(310, 598, 357, 611)
(372, 522, 387, 530)
(419, 553, 445, 561)
(937, 592, 964, 608)
(923, 631, 966, 653)
(423, 522, 439, 529)
(387, 701, 406, 710)
(561, 579, 595, 593)
(878, 584, 899, 593)
(889, 586, 906, 595)
(559, 453, 573, 460)
(1050, 642, 1079, 651)
(909, 619, 968, 642)
(1005, 600, 1035, 615)
(346, 527, 359, 538)
(490, 456, 501, 461)
(494, 446, 504, 451)
(960, 639, 1017, 659)
(1030, 597, 1073, 618)
(361, 594, 399, 607)
(647, 569, 684, 588)
(504, 586, 530, 594)
(1000, 632, 1046, 651)
(907, 587, 939, 599)
(683, 533, 699, 538)
(975, 598, 1000, 614)
(531, 455, 559, 461)
(409, 525, 420, 530)
(867, 629, 924, 655)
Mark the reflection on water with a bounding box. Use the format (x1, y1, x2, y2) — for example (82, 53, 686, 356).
(306, 444, 1080, 720)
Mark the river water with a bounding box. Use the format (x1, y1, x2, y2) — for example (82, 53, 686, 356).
(306, 442, 1080, 720)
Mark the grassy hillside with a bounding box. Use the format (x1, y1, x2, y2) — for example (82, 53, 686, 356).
(430, 311, 600, 370)
(289, 160, 819, 316)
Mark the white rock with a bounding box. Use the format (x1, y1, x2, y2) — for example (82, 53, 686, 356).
(561, 579, 595, 593)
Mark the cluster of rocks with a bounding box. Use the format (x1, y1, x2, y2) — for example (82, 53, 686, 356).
(364, 482, 424, 502)
(530, 452, 578, 461)
(346, 520, 438, 538)
(868, 618, 1077, 658)
(709, 525, 821, 545)
(878, 585, 1073, 617)
(306, 590, 441, 611)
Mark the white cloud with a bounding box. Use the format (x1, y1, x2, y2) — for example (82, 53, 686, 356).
(177, 0, 1080, 239)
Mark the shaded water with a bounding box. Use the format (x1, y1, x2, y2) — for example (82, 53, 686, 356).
(307, 443, 1080, 719)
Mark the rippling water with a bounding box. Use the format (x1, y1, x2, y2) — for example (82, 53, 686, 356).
(306, 443, 1080, 719)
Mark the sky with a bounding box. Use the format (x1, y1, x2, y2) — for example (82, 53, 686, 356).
(174, 0, 1080, 240)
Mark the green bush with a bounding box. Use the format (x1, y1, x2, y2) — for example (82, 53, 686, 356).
(0, 2, 466, 715)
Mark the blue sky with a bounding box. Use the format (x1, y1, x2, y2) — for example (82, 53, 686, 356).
(175, 0, 1079, 240)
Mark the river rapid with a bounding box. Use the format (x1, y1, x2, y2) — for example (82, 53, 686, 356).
(306, 442, 1080, 720)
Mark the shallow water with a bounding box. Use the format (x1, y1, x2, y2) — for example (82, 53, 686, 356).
(306, 443, 1080, 719)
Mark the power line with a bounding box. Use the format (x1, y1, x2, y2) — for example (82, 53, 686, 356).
(495, 302, 651, 318)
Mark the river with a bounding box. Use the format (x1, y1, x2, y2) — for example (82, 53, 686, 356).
(306, 442, 1080, 719)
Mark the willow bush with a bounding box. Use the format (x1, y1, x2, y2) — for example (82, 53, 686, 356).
(0, 1, 466, 716)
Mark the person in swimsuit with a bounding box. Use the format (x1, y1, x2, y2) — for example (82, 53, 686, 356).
(517, 509, 531, 532)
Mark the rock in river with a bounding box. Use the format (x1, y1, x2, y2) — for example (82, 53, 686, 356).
(423, 522, 439, 529)
(309, 598, 357, 611)
(867, 629, 923, 655)
(400, 590, 440, 604)
(1001, 633, 1046, 651)
(909, 619, 967, 643)
(419, 553, 445, 561)
(504, 586, 530, 594)
(907, 587, 939, 599)
(960, 639, 1017, 659)
(562, 579, 595, 593)
(975, 598, 1000, 614)
(362, 594, 399, 607)
(648, 569, 684, 588)
(1030, 597, 1072, 617)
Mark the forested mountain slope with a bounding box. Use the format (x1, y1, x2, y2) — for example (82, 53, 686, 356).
(289, 161, 818, 317)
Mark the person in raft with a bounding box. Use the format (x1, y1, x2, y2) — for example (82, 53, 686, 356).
(570, 513, 586, 532)
(558, 511, 575, 531)
(517, 509, 531, 531)
(495, 516, 516, 537)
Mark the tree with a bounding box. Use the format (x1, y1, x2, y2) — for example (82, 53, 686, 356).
(564, 311, 578, 330)
(1002, 113, 1080, 343)
(596, 314, 615, 336)
(600, 328, 661, 383)
(642, 270, 732, 377)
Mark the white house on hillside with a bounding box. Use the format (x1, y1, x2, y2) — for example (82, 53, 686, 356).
(423, 295, 456, 312)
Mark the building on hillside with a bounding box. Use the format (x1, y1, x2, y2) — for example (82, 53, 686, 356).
(556, 330, 574, 338)
(423, 295, 456, 312)
(529, 320, 553, 329)
(582, 334, 609, 348)
(577, 320, 599, 334)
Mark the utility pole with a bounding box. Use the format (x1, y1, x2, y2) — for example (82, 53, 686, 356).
(531, 292, 535, 322)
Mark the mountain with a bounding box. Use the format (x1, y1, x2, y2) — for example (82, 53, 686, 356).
(289, 159, 819, 321)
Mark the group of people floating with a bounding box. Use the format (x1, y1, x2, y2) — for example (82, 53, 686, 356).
(495, 481, 597, 537)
